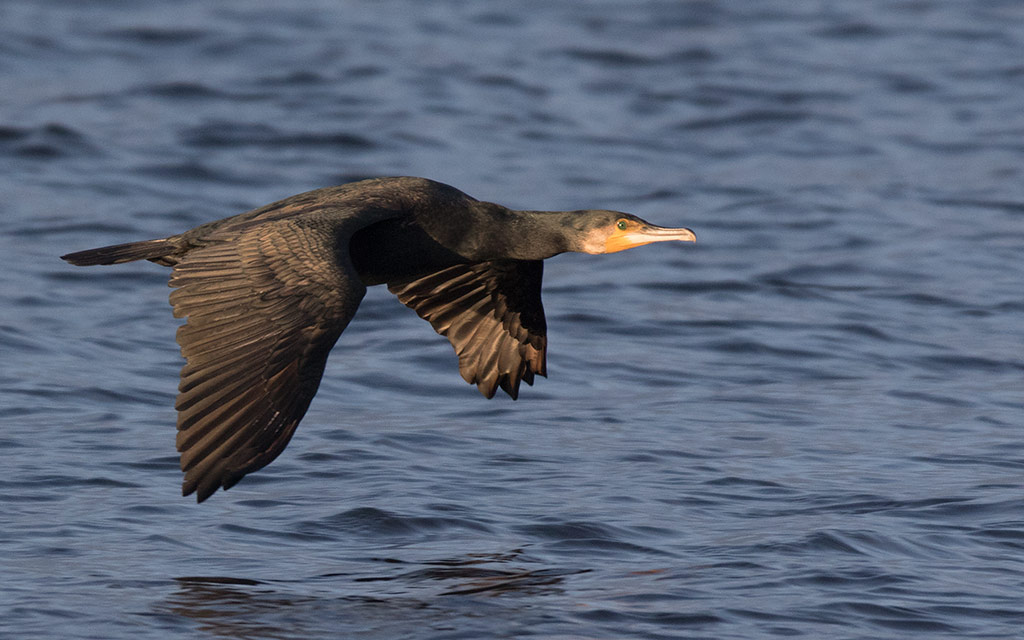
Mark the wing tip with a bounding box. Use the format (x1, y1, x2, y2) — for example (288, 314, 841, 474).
(183, 480, 212, 503)
(184, 474, 241, 503)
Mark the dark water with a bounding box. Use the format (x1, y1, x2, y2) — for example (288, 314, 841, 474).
(3, 1, 1024, 638)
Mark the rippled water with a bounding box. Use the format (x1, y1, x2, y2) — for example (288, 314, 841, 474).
(4, 1, 1024, 638)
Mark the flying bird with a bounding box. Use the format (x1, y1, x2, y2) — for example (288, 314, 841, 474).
(62, 177, 696, 501)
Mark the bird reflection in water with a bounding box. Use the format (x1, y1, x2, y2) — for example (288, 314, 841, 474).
(163, 551, 583, 637)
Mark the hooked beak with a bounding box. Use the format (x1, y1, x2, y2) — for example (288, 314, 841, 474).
(605, 223, 697, 254)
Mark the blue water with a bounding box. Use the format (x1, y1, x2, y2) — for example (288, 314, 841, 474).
(3, 1, 1024, 638)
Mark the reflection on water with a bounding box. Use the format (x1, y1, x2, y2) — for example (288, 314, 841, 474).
(164, 551, 583, 638)
(352, 550, 582, 597)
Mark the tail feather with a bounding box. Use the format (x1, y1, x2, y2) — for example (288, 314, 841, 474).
(61, 238, 173, 266)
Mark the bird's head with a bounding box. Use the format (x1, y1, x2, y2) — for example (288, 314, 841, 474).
(575, 210, 696, 255)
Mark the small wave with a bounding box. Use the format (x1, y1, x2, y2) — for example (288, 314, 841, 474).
(913, 352, 1024, 376)
(825, 601, 960, 633)
(886, 389, 972, 409)
(294, 507, 492, 539)
(100, 27, 209, 44)
(814, 22, 889, 39)
(3, 473, 141, 491)
(676, 109, 825, 131)
(640, 279, 759, 294)
(0, 123, 99, 159)
(931, 197, 1024, 215)
(254, 70, 332, 86)
(558, 46, 715, 67)
(704, 339, 828, 360)
(573, 608, 723, 626)
(140, 81, 226, 99)
(131, 160, 256, 184)
(472, 74, 548, 97)
(514, 520, 672, 557)
(180, 122, 377, 150)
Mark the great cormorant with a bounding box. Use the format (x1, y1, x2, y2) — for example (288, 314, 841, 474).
(62, 177, 696, 501)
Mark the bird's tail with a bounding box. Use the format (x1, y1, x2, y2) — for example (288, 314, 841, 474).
(61, 238, 173, 266)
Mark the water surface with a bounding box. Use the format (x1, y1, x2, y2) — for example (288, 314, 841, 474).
(3, 1, 1024, 638)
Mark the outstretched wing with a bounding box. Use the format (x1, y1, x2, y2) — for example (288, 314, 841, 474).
(168, 220, 364, 502)
(387, 260, 547, 400)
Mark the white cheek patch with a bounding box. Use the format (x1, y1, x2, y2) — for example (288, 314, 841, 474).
(579, 228, 610, 254)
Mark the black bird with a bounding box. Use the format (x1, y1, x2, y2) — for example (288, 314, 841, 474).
(62, 177, 696, 501)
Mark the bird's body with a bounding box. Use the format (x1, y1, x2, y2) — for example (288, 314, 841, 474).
(62, 177, 695, 502)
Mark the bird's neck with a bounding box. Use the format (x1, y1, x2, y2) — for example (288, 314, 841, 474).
(423, 204, 580, 262)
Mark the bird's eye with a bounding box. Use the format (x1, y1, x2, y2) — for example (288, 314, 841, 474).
(616, 220, 628, 231)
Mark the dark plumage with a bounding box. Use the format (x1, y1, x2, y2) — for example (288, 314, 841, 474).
(62, 177, 696, 501)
